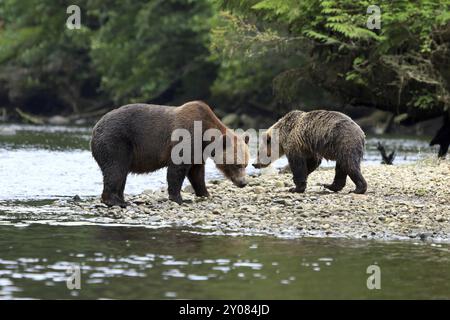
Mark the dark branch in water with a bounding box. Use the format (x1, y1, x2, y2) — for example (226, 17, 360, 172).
(377, 142, 396, 165)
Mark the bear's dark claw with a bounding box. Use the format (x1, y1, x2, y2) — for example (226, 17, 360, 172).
(103, 199, 128, 208)
(351, 188, 367, 195)
(169, 195, 183, 205)
(323, 184, 343, 192)
(195, 192, 210, 198)
(289, 187, 306, 193)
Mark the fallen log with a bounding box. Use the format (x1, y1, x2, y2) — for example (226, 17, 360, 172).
(15, 108, 45, 125)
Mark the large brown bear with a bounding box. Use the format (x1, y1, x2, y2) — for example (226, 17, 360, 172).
(253, 110, 367, 194)
(91, 101, 250, 207)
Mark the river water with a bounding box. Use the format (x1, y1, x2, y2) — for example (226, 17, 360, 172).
(0, 124, 449, 299)
(0, 124, 436, 200)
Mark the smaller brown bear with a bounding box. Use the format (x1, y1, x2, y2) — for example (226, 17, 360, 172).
(253, 110, 367, 194)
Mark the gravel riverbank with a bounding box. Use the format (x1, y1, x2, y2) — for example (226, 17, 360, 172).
(72, 159, 450, 242)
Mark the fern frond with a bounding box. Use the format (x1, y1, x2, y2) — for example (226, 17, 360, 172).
(303, 29, 340, 44)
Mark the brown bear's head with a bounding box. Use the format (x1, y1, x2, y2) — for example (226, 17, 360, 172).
(215, 132, 250, 188)
(253, 126, 284, 169)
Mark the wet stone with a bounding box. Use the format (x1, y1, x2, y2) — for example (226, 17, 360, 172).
(63, 161, 450, 242)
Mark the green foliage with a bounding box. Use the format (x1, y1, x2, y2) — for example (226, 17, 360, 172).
(410, 91, 437, 110)
(0, 0, 215, 114)
(209, 9, 326, 113)
(209, 13, 272, 112)
(211, 0, 450, 121)
(90, 0, 214, 104)
(0, 0, 98, 113)
(0, 0, 449, 123)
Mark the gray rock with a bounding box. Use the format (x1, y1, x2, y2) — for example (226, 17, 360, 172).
(183, 185, 195, 194)
(279, 165, 291, 174)
(48, 115, 70, 125)
(0, 127, 16, 136)
(253, 186, 265, 194)
(275, 181, 284, 188)
(74, 118, 87, 125)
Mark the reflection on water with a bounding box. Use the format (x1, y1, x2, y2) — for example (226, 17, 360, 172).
(0, 124, 439, 201)
(0, 225, 449, 299)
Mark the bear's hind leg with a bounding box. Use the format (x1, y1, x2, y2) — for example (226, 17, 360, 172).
(101, 165, 129, 208)
(167, 164, 190, 204)
(323, 163, 347, 192)
(287, 154, 308, 193)
(348, 166, 367, 194)
(187, 165, 209, 197)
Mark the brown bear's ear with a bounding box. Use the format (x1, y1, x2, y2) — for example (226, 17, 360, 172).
(243, 134, 250, 145)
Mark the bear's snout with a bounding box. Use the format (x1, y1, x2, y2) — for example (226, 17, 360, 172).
(252, 162, 268, 169)
(232, 177, 248, 188)
(236, 181, 247, 188)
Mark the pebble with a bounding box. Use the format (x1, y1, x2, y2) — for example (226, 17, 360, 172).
(275, 181, 284, 188)
(253, 186, 265, 194)
(62, 161, 450, 242)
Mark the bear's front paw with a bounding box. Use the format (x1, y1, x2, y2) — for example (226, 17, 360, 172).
(289, 187, 305, 193)
(350, 188, 367, 195)
(322, 183, 343, 192)
(102, 195, 128, 208)
(169, 194, 183, 205)
(195, 191, 210, 198)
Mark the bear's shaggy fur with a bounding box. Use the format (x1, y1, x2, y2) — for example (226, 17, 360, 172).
(91, 101, 250, 207)
(253, 110, 367, 194)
